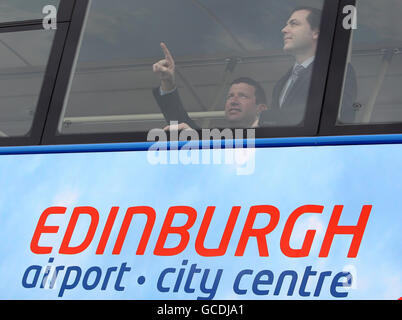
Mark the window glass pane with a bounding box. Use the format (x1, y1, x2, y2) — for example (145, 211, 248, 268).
(0, 0, 60, 23)
(60, 0, 326, 134)
(0, 29, 55, 137)
(338, 0, 402, 125)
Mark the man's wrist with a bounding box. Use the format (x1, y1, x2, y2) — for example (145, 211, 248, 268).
(160, 86, 177, 96)
(160, 78, 176, 92)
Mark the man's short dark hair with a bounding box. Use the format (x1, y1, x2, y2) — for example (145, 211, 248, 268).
(292, 6, 322, 31)
(230, 77, 267, 105)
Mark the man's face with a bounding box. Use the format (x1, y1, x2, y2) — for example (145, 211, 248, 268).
(282, 9, 319, 56)
(225, 82, 262, 126)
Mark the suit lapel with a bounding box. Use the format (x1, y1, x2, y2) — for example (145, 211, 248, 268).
(281, 64, 313, 109)
(272, 68, 292, 109)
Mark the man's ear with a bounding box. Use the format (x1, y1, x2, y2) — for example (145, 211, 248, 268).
(312, 29, 320, 41)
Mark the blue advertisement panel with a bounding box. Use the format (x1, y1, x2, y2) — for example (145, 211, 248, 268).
(0, 143, 401, 300)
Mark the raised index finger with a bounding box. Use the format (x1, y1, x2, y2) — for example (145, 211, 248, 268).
(160, 42, 174, 64)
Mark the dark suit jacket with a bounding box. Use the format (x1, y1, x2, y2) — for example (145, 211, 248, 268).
(152, 87, 201, 129)
(259, 63, 357, 126)
(271, 63, 314, 126)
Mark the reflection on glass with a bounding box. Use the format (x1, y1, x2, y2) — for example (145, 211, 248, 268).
(0, 0, 60, 23)
(0, 30, 55, 137)
(338, 0, 402, 125)
(60, 0, 326, 134)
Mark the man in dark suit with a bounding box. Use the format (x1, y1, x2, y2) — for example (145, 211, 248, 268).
(152, 43, 267, 130)
(260, 6, 357, 126)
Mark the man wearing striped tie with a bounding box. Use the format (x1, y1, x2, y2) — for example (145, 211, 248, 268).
(260, 6, 357, 126)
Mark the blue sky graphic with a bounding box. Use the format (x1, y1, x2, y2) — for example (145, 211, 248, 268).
(0, 144, 401, 300)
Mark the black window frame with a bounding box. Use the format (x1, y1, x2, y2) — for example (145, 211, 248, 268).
(41, 0, 340, 145)
(0, 0, 74, 147)
(2, 0, 402, 147)
(319, 0, 402, 136)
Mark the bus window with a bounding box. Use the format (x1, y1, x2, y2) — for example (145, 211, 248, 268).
(337, 0, 402, 125)
(0, 29, 55, 137)
(56, 0, 329, 136)
(0, 0, 60, 23)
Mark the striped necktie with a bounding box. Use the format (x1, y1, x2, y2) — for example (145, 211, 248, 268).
(280, 64, 305, 107)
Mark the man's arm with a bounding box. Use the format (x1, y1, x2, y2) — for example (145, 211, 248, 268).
(152, 42, 199, 129)
(152, 86, 199, 128)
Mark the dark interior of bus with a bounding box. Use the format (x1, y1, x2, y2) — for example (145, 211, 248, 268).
(0, 0, 401, 145)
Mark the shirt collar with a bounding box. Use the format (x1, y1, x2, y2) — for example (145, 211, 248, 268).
(294, 56, 315, 69)
(251, 117, 260, 128)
